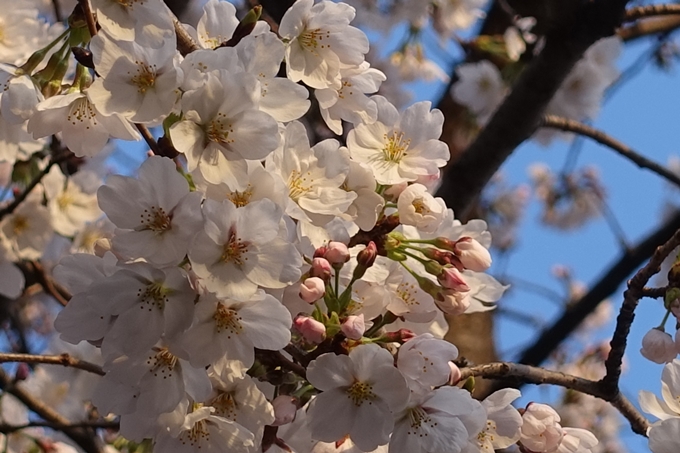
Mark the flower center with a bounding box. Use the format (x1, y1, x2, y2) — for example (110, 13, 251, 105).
(346, 381, 376, 406)
(299, 28, 330, 55)
(139, 206, 172, 233)
(412, 198, 430, 215)
(179, 418, 210, 446)
(397, 282, 420, 307)
(228, 187, 253, 207)
(130, 62, 157, 93)
(213, 302, 243, 337)
(406, 406, 436, 433)
(382, 131, 410, 163)
(206, 113, 234, 146)
(287, 170, 312, 201)
(220, 230, 249, 265)
(68, 97, 97, 127)
(11, 215, 28, 235)
(146, 347, 178, 378)
(338, 80, 353, 99)
(210, 391, 238, 420)
(138, 281, 170, 311)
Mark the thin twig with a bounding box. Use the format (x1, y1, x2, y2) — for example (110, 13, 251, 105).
(0, 353, 104, 376)
(602, 227, 680, 393)
(0, 420, 119, 434)
(0, 152, 72, 222)
(516, 208, 680, 368)
(173, 17, 200, 56)
(0, 367, 102, 453)
(255, 349, 307, 379)
(459, 362, 650, 435)
(135, 124, 162, 156)
(619, 16, 680, 41)
(640, 286, 667, 299)
(25, 261, 71, 307)
(541, 115, 680, 189)
(51, 0, 63, 22)
(78, 0, 98, 38)
(624, 4, 680, 22)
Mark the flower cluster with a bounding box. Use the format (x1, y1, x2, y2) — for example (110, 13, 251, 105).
(0, 1, 607, 453)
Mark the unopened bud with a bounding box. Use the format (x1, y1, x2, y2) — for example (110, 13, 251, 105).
(380, 328, 416, 343)
(641, 327, 677, 364)
(271, 395, 298, 426)
(353, 242, 377, 280)
(299, 277, 325, 303)
(293, 316, 326, 344)
(341, 314, 365, 340)
(437, 267, 470, 292)
(453, 237, 492, 272)
(325, 241, 350, 266)
(310, 257, 332, 281)
(313, 245, 328, 258)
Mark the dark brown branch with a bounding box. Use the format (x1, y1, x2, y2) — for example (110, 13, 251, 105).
(624, 4, 680, 22)
(0, 353, 104, 376)
(0, 420, 119, 434)
(78, 0, 98, 39)
(517, 208, 680, 368)
(602, 226, 680, 392)
(0, 367, 101, 453)
(619, 16, 680, 41)
(173, 17, 200, 56)
(640, 286, 667, 299)
(255, 349, 307, 380)
(436, 0, 631, 218)
(23, 261, 71, 307)
(541, 115, 680, 189)
(0, 152, 72, 222)
(460, 362, 650, 435)
(135, 124, 162, 156)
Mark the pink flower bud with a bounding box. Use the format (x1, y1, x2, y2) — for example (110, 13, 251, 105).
(381, 329, 416, 343)
(310, 257, 332, 281)
(14, 363, 30, 381)
(448, 362, 462, 385)
(437, 267, 470, 292)
(641, 327, 677, 364)
(341, 314, 365, 340)
(325, 241, 350, 265)
(271, 395, 298, 426)
(353, 242, 378, 281)
(293, 316, 326, 344)
(299, 277, 325, 303)
(358, 242, 377, 267)
(454, 237, 492, 272)
(313, 245, 328, 258)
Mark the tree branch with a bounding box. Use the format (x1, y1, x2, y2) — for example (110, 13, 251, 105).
(624, 4, 680, 22)
(460, 362, 650, 435)
(0, 353, 104, 376)
(540, 115, 680, 188)
(0, 367, 102, 453)
(516, 208, 680, 368)
(436, 0, 631, 218)
(0, 420, 119, 434)
(602, 226, 680, 392)
(173, 17, 200, 56)
(0, 152, 73, 222)
(618, 16, 680, 41)
(77, 0, 98, 39)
